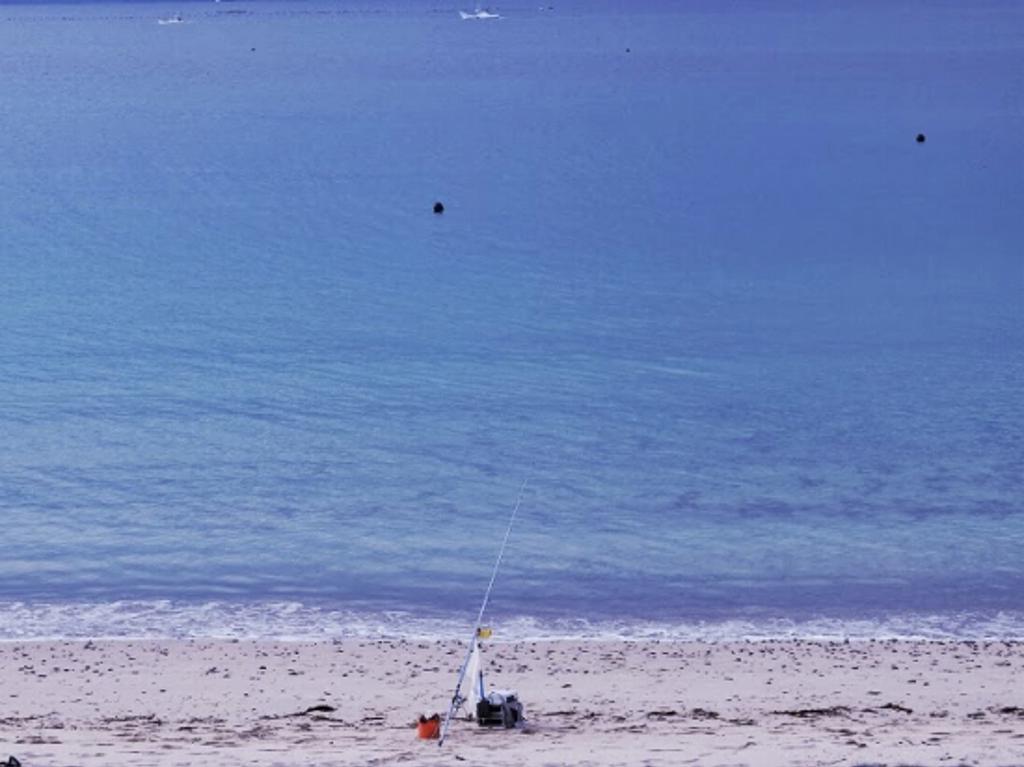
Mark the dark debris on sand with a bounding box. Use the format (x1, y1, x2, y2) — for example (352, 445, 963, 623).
(772, 706, 852, 718)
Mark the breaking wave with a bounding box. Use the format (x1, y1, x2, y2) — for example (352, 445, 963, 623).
(0, 601, 1022, 642)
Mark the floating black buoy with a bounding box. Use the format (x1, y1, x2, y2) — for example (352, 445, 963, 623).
(916, 133, 926, 143)
(625, 47, 631, 53)
(251, 47, 256, 52)
(433, 201, 445, 214)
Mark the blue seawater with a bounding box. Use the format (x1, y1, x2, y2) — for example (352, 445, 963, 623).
(0, 0, 1021, 640)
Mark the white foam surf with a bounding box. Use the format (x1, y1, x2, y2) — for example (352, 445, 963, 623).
(0, 601, 1022, 643)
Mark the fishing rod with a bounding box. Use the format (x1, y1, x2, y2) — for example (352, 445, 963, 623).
(438, 479, 528, 747)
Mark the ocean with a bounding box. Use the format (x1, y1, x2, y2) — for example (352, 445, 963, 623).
(0, 0, 1021, 641)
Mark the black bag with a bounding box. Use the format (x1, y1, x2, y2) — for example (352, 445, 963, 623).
(476, 692, 523, 728)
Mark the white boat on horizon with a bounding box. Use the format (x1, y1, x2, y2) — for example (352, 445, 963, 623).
(157, 15, 185, 25)
(459, 8, 501, 20)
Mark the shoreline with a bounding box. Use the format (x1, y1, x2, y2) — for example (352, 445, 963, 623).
(2, 638, 1022, 766)
(2, 601, 1023, 644)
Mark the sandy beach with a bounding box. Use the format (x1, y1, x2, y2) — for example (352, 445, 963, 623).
(1, 638, 1022, 766)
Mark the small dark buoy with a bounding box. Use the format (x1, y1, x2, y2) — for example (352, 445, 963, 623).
(916, 133, 926, 143)
(433, 201, 445, 214)
(625, 47, 631, 53)
(251, 47, 256, 52)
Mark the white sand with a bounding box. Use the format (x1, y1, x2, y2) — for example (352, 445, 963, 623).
(1, 638, 1022, 766)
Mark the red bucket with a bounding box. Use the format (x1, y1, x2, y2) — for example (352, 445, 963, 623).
(417, 715, 441, 740)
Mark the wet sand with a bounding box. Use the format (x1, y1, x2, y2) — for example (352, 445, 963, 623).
(1, 639, 1022, 766)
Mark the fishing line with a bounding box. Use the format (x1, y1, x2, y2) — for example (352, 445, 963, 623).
(474, 478, 528, 630)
